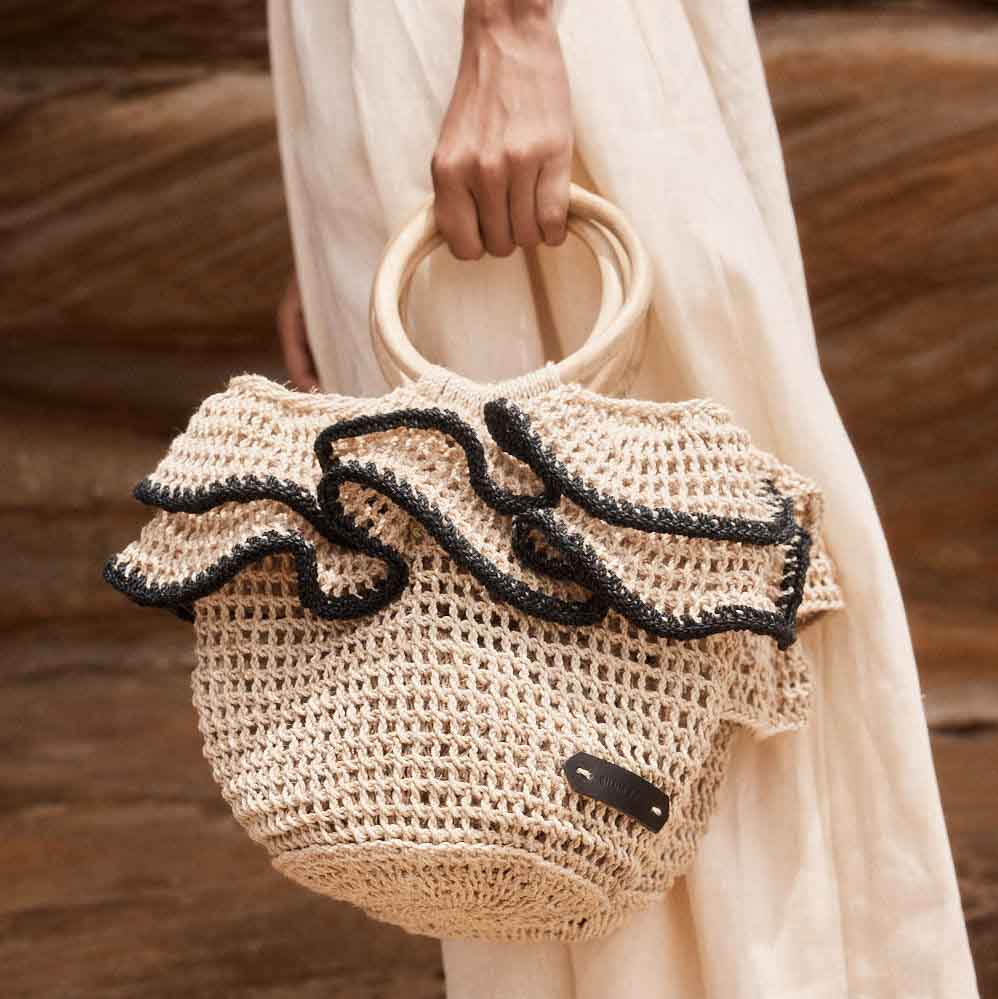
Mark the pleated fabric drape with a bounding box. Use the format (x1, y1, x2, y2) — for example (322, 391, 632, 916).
(265, 2, 979, 996)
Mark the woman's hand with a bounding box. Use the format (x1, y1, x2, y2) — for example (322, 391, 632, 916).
(432, 0, 573, 260)
(276, 271, 320, 392)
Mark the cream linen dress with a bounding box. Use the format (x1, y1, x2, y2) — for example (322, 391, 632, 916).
(265, 2, 980, 996)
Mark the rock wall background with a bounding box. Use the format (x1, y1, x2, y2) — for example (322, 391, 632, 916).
(3, 2, 995, 995)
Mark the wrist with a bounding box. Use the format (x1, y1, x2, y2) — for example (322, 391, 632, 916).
(464, 0, 554, 32)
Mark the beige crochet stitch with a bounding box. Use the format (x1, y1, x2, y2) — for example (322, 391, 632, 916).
(103, 365, 843, 942)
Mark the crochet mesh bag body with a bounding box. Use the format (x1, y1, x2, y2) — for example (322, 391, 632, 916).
(103, 367, 843, 942)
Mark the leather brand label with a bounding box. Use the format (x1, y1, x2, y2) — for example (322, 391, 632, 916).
(562, 751, 670, 833)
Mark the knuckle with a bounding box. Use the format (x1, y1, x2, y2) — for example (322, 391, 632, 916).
(473, 151, 507, 186)
(537, 139, 563, 162)
(505, 140, 537, 168)
(535, 135, 571, 164)
(429, 153, 447, 183)
(538, 198, 567, 223)
(539, 193, 567, 218)
(431, 149, 468, 183)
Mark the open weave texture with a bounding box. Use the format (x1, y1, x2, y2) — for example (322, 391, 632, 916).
(103, 370, 843, 941)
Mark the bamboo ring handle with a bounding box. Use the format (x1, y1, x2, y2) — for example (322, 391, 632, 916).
(370, 182, 652, 387)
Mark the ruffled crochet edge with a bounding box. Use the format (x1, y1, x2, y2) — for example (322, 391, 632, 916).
(103, 397, 829, 650)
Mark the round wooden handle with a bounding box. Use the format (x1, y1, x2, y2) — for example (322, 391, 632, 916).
(370, 182, 653, 387)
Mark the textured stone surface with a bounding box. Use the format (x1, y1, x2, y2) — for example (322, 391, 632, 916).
(0, 71, 290, 339)
(2, 2, 996, 996)
(1, 1, 269, 69)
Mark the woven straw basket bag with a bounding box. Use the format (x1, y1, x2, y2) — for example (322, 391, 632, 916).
(103, 184, 844, 942)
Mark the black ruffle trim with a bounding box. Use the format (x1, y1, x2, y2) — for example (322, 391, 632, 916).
(103, 398, 811, 648)
(102, 476, 409, 624)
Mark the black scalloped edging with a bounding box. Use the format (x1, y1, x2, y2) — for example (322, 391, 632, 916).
(313, 401, 797, 545)
(103, 399, 812, 648)
(102, 529, 406, 625)
(104, 473, 410, 624)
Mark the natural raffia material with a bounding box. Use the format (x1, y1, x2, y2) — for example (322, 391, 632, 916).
(102, 369, 843, 941)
